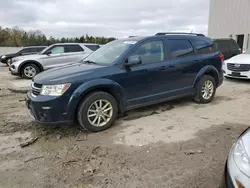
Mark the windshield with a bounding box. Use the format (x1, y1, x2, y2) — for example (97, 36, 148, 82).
(244, 49, 250, 54)
(83, 40, 137, 65)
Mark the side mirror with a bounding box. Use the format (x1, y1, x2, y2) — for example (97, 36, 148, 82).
(45, 51, 52, 55)
(18, 52, 22, 56)
(125, 55, 142, 67)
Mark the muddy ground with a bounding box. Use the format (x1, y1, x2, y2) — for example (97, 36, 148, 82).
(0, 64, 249, 188)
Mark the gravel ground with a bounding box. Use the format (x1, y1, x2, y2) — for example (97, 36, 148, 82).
(0, 65, 249, 188)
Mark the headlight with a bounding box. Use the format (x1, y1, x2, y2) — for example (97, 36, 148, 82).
(1, 55, 6, 59)
(228, 129, 250, 188)
(234, 140, 250, 177)
(40, 83, 71, 96)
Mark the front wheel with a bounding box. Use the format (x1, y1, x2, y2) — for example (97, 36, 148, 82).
(21, 63, 40, 79)
(77, 92, 118, 132)
(194, 75, 216, 103)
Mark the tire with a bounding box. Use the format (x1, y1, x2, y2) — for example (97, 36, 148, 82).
(77, 91, 118, 132)
(21, 63, 40, 79)
(194, 75, 216, 103)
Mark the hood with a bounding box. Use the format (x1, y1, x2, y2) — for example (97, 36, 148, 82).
(34, 62, 104, 85)
(1, 53, 17, 58)
(13, 54, 45, 61)
(226, 54, 250, 64)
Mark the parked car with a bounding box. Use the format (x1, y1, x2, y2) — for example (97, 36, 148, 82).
(0, 46, 47, 65)
(26, 32, 224, 132)
(223, 49, 250, 79)
(220, 127, 250, 188)
(213, 38, 241, 60)
(10, 43, 100, 79)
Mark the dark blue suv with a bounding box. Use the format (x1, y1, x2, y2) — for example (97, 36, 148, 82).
(26, 33, 224, 132)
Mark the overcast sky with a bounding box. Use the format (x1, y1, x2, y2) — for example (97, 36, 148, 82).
(0, 0, 210, 38)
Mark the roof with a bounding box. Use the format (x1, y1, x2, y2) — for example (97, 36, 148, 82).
(54, 43, 99, 45)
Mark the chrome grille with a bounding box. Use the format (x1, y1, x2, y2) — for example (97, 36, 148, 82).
(227, 63, 250, 72)
(31, 82, 42, 96)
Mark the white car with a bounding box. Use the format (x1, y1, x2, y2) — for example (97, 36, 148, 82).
(223, 49, 250, 79)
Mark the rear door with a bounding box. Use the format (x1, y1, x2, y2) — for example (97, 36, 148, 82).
(164, 38, 197, 94)
(40, 45, 67, 69)
(65, 44, 85, 64)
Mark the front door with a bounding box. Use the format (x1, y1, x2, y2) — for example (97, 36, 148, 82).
(41, 45, 67, 70)
(118, 40, 170, 107)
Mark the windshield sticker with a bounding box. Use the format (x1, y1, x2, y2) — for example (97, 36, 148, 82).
(124, 41, 137, 44)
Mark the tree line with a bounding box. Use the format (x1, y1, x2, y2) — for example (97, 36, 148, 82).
(0, 26, 116, 47)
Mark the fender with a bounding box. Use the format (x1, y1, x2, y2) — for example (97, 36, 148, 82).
(18, 60, 44, 75)
(66, 78, 126, 119)
(193, 65, 219, 86)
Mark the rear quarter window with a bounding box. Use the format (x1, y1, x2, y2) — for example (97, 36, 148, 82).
(192, 38, 214, 54)
(85, 45, 100, 51)
(168, 39, 194, 59)
(65, 45, 84, 53)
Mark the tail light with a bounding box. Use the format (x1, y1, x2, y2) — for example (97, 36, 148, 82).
(220, 53, 224, 62)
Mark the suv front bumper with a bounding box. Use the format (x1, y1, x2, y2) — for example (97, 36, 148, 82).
(26, 91, 74, 124)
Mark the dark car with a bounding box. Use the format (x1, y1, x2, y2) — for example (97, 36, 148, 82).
(220, 127, 250, 188)
(213, 38, 241, 60)
(26, 32, 224, 132)
(0, 46, 47, 65)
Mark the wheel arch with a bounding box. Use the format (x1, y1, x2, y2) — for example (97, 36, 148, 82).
(194, 65, 219, 87)
(67, 79, 126, 121)
(18, 60, 43, 75)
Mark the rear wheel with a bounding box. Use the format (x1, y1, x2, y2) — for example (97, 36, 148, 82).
(77, 92, 118, 132)
(21, 63, 40, 79)
(194, 75, 216, 103)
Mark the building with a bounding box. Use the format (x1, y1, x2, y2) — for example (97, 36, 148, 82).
(208, 0, 250, 50)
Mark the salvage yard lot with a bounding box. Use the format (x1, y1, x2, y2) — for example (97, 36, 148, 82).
(0, 64, 249, 188)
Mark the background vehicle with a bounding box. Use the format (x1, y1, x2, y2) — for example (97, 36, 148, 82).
(213, 38, 241, 60)
(10, 43, 100, 79)
(0, 46, 47, 65)
(220, 127, 250, 188)
(26, 33, 224, 132)
(223, 49, 250, 79)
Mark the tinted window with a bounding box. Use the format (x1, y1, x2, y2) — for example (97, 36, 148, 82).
(49, 46, 65, 54)
(192, 38, 213, 54)
(19, 48, 30, 54)
(37, 47, 46, 52)
(29, 48, 39, 53)
(65, 45, 83, 53)
(130, 40, 164, 64)
(85, 45, 100, 51)
(229, 40, 240, 49)
(168, 39, 194, 58)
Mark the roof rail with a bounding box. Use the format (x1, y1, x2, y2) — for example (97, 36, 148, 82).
(155, 32, 205, 37)
(129, 36, 137, 38)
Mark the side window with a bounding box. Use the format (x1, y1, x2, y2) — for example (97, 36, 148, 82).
(192, 38, 213, 54)
(85, 45, 100, 51)
(49, 46, 65, 54)
(168, 39, 194, 58)
(65, 45, 84, 53)
(19, 48, 30, 54)
(130, 40, 164, 64)
(29, 48, 38, 53)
